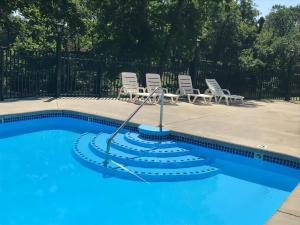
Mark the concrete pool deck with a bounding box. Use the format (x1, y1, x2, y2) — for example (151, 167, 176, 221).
(0, 97, 299, 159)
(0, 97, 299, 224)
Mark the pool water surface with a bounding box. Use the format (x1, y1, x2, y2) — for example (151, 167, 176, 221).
(0, 117, 299, 225)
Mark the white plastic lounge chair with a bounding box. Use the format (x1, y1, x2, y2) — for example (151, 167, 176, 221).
(117, 72, 156, 103)
(146, 73, 179, 104)
(205, 79, 244, 105)
(176, 75, 212, 104)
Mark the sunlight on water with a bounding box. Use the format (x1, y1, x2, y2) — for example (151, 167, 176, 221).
(0, 118, 298, 225)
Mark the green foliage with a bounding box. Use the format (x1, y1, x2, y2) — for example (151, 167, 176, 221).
(253, 5, 300, 75)
(201, 0, 259, 67)
(0, 0, 299, 74)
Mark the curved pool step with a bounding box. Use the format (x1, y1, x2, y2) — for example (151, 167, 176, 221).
(90, 133, 210, 168)
(125, 132, 177, 147)
(138, 124, 171, 137)
(73, 133, 219, 182)
(97, 133, 192, 157)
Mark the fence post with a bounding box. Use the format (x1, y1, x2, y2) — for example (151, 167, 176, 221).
(97, 61, 102, 98)
(189, 39, 201, 87)
(0, 47, 5, 101)
(285, 69, 291, 101)
(190, 59, 196, 86)
(55, 25, 63, 98)
(285, 54, 294, 101)
(258, 67, 263, 99)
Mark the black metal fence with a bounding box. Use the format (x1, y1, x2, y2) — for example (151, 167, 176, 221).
(0, 47, 299, 101)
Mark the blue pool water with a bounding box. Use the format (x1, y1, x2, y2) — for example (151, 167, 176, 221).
(0, 117, 299, 225)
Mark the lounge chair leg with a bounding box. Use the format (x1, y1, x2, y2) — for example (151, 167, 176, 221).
(146, 97, 150, 104)
(174, 97, 178, 104)
(153, 96, 159, 104)
(171, 96, 178, 104)
(133, 95, 138, 103)
(192, 96, 198, 104)
(155, 96, 160, 104)
(205, 97, 212, 104)
(153, 97, 158, 104)
(129, 93, 132, 102)
(117, 87, 125, 100)
(170, 97, 174, 104)
(218, 96, 222, 104)
(225, 97, 229, 105)
(188, 95, 192, 103)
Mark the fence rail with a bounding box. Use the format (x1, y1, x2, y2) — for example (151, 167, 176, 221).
(0, 48, 299, 101)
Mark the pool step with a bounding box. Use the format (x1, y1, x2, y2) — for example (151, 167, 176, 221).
(90, 133, 210, 168)
(73, 133, 219, 182)
(107, 133, 191, 157)
(124, 132, 177, 147)
(138, 124, 171, 137)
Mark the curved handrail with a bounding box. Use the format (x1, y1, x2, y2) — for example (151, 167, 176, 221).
(103, 87, 164, 167)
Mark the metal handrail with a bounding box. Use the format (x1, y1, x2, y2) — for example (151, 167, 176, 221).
(103, 87, 164, 167)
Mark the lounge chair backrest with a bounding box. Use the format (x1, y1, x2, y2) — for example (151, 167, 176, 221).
(146, 73, 162, 91)
(121, 72, 139, 93)
(205, 79, 224, 96)
(178, 75, 194, 94)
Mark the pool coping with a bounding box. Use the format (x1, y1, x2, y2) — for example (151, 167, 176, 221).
(0, 109, 299, 169)
(267, 184, 300, 225)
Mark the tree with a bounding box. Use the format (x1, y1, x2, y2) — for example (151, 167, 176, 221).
(0, 0, 29, 46)
(255, 5, 300, 71)
(0, 0, 94, 51)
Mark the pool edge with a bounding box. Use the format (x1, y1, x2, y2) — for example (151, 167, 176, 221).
(0, 109, 299, 224)
(0, 109, 299, 170)
(266, 184, 300, 225)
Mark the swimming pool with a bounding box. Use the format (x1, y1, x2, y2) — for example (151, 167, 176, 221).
(0, 113, 299, 225)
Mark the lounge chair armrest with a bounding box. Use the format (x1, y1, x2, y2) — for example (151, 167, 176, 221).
(138, 87, 146, 93)
(193, 89, 200, 94)
(222, 89, 231, 95)
(181, 89, 187, 95)
(204, 89, 213, 95)
(146, 87, 162, 93)
(176, 88, 186, 95)
(162, 88, 169, 94)
(119, 86, 129, 94)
